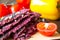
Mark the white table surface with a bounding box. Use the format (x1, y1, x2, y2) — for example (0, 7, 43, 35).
(28, 32, 60, 40)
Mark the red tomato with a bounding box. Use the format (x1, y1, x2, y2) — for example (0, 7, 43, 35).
(7, 4, 23, 13)
(7, 4, 12, 13)
(12, 4, 19, 12)
(0, 4, 8, 18)
(37, 22, 57, 36)
(16, 0, 30, 8)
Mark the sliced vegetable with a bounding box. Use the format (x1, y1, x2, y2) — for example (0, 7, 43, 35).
(37, 22, 57, 36)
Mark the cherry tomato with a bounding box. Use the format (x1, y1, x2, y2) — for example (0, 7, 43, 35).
(7, 4, 23, 13)
(0, 4, 8, 18)
(37, 22, 57, 36)
(16, 0, 30, 8)
(11, 4, 23, 13)
(7, 4, 12, 13)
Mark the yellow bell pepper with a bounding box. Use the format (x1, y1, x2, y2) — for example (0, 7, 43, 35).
(30, 0, 59, 20)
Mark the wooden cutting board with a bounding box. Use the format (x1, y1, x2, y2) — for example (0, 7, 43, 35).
(28, 32, 60, 40)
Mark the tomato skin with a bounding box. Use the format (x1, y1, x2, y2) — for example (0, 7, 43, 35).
(11, 4, 22, 12)
(16, 0, 30, 8)
(0, 4, 8, 18)
(37, 22, 57, 36)
(38, 30, 55, 36)
(7, 4, 12, 14)
(7, 4, 23, 13)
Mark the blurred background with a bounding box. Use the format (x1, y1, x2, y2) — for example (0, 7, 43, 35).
(0, 0, 16, 4)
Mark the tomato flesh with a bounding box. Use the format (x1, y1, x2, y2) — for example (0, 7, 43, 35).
(47, 23, 56, 30)
(37, 22, 45, 30)
(37, 22, 57, 36)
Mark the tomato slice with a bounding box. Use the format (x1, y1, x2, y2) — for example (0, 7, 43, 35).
(0, 4, 8, 18)
(47, 23, 57, 30)
(37, 22, 57, 36)
(37, 22, 45, 30)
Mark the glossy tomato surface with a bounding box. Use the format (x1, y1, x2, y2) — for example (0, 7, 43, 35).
(7, 4, 23, 13)
(0, 4, 8, 18)
(7, 4, 12, 13)
(11, 4, 22, 12)
(16, 0, 30, 8)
